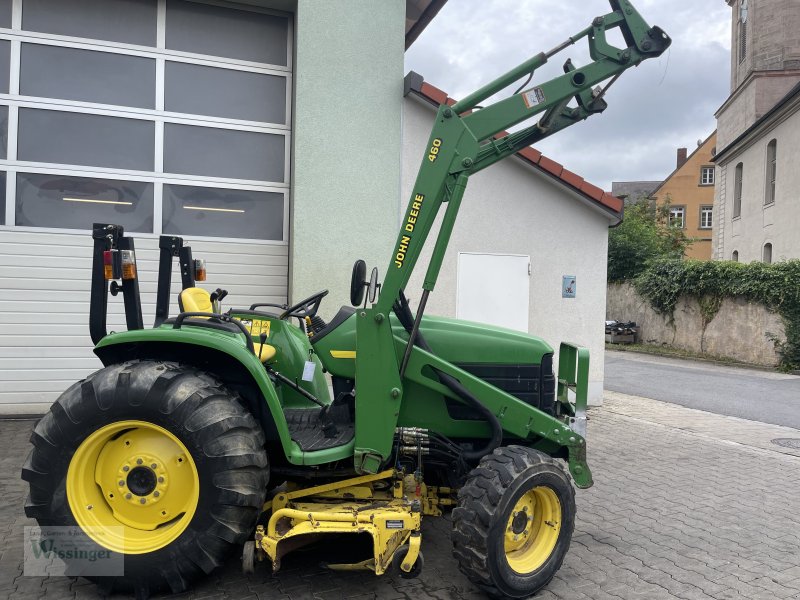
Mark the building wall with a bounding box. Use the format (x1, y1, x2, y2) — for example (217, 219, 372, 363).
(717, 73, 800, 150)
(718, 0, 800, 149)
(291, 0, 405, 317)
(0, 0, 408, 412)
(730, 0, 800, 90)
(401, 97, 613, 405)
(0, 0, 298, 412)
(715, 106, 800, 262)
(653, 134, 716, 260)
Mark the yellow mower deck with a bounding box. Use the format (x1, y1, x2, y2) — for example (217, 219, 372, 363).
(251, 470, 453, 576)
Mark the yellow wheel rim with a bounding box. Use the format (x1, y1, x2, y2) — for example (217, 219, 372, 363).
(503, 486, 562, 574)
(66, 420, 200, 555)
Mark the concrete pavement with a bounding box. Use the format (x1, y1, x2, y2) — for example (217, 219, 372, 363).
(2, 392, 800, 599)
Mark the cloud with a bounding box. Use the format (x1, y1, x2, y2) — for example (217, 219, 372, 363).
(405, 0, 732, 189)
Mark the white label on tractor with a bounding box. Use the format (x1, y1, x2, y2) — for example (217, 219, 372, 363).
(302, 361, 316, 382)
(386, 520, 405, 529)
(521, 87, 546, 109)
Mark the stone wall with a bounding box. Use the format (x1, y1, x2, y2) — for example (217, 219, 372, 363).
(606, 282, 785, 366)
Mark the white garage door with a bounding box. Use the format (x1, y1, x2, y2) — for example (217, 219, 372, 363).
(0, 0, 292, 412)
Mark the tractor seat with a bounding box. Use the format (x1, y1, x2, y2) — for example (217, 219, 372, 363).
(178, 287, 277, 363)
(178, 287, 215, 313)
(253, 343, 276, 363)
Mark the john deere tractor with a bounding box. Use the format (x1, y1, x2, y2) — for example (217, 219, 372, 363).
(22, 3, 669, 598)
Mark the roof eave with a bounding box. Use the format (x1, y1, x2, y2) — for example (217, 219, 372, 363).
(405, 0, 448, 49)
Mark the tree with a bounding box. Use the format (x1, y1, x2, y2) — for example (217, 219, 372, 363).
(607, 196, 689, 282)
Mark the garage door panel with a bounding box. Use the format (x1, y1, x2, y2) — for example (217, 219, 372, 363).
(23, 0, 158, 47)
(0, 0, 292, 408)
(165, 61, 286, 124)
(165, 0, 288, 66)
(21, 43, 156, 109)
(164, 124, 285, 182)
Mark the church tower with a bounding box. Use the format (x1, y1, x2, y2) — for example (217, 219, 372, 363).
(716, 0, 800, 150)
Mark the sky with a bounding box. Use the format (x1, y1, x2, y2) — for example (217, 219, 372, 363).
(405, 0, 732, 190)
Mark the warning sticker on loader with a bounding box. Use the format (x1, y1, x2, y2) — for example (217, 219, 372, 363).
(521, 87, 546, 109)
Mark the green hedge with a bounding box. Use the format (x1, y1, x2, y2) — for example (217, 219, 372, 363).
(633, 259, 800, 370)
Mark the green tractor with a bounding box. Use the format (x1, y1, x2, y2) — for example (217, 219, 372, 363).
(22, 3, 669, 598)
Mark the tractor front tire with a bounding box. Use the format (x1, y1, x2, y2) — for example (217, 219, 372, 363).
(22, 360, 269, 598)
(451, 446, 575, 599)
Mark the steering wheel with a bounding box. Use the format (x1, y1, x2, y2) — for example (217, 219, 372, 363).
(279, 290, 329, 320)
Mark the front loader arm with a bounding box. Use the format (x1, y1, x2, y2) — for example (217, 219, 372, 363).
(353, 0, 670, 473)
(375, 0, 669, 310)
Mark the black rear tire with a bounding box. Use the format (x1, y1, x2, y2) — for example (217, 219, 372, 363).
(21, 360, 269, 598)
(451, 445, 575, 599)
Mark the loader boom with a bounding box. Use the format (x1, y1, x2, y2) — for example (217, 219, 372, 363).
(353, 0, 670, 472)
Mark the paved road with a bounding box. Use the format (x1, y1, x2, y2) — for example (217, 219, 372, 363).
(3, 394, 800, 600)
(605, 350, 800, 428)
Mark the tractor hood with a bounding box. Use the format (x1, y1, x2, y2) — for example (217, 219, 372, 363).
(314, 309, 553, 380)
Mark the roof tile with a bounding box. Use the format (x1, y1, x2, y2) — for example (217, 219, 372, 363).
(579, 181, 605, 202)
(538, 155, 563, 177)
(518, 147, 542, 163)
(559, 168, 584, 189)
(420, 82, 448, 107)
(601, 193, 624, 212)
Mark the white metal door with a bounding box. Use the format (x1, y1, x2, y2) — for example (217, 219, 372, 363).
(456, 253, 530, 332)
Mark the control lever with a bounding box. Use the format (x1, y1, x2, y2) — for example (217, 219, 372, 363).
(210, 288, 228, 314)
(210, 288, 228, 302)
(259, 332, 268, 362)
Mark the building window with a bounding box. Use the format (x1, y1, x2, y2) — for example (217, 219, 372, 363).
(16, 173, 154, 233)
(700, 205, 713, 229)
(732, 250, 739, 262)
(669, 205, 686, 229)
(765, 139, 777, 205)
(0, 0, 293, 241)
(763, 243, 772, 264)
(700, 166, 715, 185)
(738, 0, 748, 63)
(733, 162, 743, 218)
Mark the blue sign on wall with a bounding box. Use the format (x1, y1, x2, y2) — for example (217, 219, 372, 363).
(562, 275, 576, 298)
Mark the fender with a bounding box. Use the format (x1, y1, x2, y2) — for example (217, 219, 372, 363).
(93, 327, 354, 466)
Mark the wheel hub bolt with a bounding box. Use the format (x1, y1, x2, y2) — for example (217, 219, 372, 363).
(154, 491, 160, 498)
(122, 466, 130, 472)
(136, 458, 143, 465)
(125, 493, 132, 499)
(119, 480, 125, 487)
(140, 498, 146, 504)
(151, 463, 157, 469)
(158, 477, 164, 483)
(511, 511, 529, 534)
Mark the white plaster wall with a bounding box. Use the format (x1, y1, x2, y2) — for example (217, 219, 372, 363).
(401, 97, 612, 405)
(291, 1, 405, 317)
(719, 107, 800, 262)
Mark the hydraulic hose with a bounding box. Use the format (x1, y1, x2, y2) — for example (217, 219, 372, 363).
(393, 291, 502, 461)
